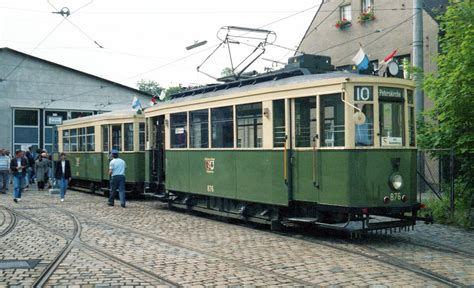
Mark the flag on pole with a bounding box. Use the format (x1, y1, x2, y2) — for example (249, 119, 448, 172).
(352, 47, 370, 71)
(148, 96, 158, 107)
(131, 96, 142, 111)
(378, 49, 398, 75)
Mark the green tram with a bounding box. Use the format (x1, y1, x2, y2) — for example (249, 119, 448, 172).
(58, 110, 146, 194)
(144, 68, 420, 234)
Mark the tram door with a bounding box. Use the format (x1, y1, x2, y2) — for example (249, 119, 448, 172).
(152, 116, 166, 187)
(290, 96, 320, 203)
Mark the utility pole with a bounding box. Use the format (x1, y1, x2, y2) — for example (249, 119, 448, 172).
(413, 0, 425, 195)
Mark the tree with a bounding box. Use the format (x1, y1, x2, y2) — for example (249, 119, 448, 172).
(164, 85, 184, 100)
(419, 0, 474, 176)
(136, 79, 164, 97)
(419, 0, 473, 224)
(221, 67, 233, 77)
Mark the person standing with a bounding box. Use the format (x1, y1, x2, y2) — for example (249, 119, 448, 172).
(108, 149, 127, 208)
(35, 153, 50, 191)
(0, 149, 10, 194)
(25, 146, 36, 185)
(10, 150, 27, 203)
(55, 153, 71, 202)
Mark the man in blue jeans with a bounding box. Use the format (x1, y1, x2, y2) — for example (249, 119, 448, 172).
(108, 149, 127, 208)
(55, 153, 71, 202)
(10, 150, 27, 203)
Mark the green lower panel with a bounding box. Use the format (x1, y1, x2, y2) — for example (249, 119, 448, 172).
(165, 149, 417, 209)
(68, 152, 144, 183)
(166, 150, 288, 206)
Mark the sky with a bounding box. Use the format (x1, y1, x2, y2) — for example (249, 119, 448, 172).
(0, 0, 319, 89)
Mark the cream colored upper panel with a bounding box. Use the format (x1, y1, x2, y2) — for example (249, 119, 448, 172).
(59, 109, 144, 130)
(145, 73, 414, 117)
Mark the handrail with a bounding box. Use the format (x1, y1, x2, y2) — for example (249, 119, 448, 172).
(312, 135, 319, 188)
(284, 140, 288, 185)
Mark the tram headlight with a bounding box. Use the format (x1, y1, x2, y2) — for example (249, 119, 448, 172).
(389, 173, 403, 191)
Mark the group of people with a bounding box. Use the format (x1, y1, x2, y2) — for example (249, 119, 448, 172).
(0, 147, 71, 203)
(1, 146, 127, 207)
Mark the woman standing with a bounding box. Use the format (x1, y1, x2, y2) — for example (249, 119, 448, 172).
(55, 153, 71, 202)
(35, 153, 50, 191)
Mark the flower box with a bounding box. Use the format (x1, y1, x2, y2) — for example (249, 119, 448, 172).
(335, 18, 352, 30)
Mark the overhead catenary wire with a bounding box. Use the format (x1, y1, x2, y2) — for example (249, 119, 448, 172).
(29, 3, 324, 107)
(1, 18, 66, 81)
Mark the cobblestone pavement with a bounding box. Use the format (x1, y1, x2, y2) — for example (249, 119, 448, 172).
(0, 186, 473, 287)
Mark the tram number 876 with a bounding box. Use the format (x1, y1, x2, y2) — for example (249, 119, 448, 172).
(390, 192, 402, 201)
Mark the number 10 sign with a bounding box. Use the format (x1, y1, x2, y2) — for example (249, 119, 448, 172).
(354, 86, 373, 101)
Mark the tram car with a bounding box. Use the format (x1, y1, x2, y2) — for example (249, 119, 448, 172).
(57, 109, 146, 194)
(144, 54, 420, 234)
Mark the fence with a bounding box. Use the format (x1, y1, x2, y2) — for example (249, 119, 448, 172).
(417, 149, 455, 209)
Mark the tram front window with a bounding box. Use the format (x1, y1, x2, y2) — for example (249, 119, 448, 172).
(355, 104, 374, 146)
(380, 102, 404, 146)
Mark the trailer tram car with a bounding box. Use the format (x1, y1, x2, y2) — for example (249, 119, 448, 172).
(58, 110, 146, 195)
(144, 55, 421, 234)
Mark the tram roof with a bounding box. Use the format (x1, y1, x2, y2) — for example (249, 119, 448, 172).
(60, 109, 143, 127)
(162, 70, 411, 106)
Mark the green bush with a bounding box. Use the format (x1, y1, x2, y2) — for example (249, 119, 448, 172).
(424, 180, 473, 228)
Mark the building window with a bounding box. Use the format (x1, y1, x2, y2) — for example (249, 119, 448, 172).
(211, 106, 234, 148)
(340, 5, 351, 21)
(170, 113, 187, 149)
(273, 100, 286, 148)
(139, 123, 145, 151)
(14, 110, 38, 126)
(362, 0, 373, 13)
(102, 125, 109, 152)
(71, 111, 93, 119)
(190, 109, 209, 148)
(62, 130, 70, 152)
(86, 127, 95, 151)
(237, 103, 262, 148)
(320, 94, 345, 147)
(295, 97, 317, 148)
(124, 123, 134, 151)
(70, 129, 78, 152)
(355, 104, 374, 146)
(112, 124, 122, 151)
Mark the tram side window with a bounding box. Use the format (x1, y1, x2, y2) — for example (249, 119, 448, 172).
(124, 123, 134, 151)
(273, 100, 286, 148)
(78, 128, 86, 151)
(355, 104, 374, 146)
(380, 102, 404, 146)
(237, 102, 262, 148)
(320, 94, 345, 147)
(190, 109, 209, 148)
(139, 123, 145, 151)
(70, 129, 78, 152)
(62, 130, 70, 152)
(102, 125, 109, 152)
(211, 106, 234, 148)
(295, 96, 317, 147)
(86, 127, 95, 151)
(170, 113, 187, 148)
(408, 107, 415, 146)
(112, 124, 122, 151)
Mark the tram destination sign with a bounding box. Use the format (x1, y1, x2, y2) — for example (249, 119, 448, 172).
(378, 87, 404, 99)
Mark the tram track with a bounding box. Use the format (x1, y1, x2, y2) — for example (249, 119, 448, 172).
(50, 207, 320, 286)
(10, 207, 181, 287)
(0, 206, 18, 237)
(277, 230, 466, 287)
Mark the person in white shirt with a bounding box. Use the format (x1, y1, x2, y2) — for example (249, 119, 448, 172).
(108, 149, 127, 208)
